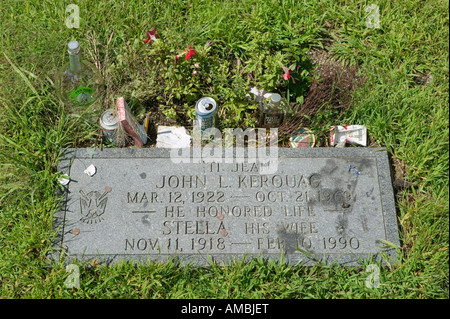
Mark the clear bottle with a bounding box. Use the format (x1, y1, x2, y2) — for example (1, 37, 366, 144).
(56, 41, 103, 107)
(258, 93, 285, 128)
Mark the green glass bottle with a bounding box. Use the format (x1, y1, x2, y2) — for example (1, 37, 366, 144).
(56, 40, 103, 107)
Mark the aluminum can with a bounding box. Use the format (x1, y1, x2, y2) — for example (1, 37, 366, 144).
(195, 97, 217, 131)
(99, 110, 119, 143)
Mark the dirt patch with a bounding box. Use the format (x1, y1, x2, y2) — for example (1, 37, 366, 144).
(281, 47, 365, 142)
(392, 155, 414, 192)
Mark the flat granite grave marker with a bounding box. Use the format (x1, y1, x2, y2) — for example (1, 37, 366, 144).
(52, 148, 400, 266)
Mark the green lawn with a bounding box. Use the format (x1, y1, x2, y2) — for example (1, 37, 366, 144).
(0, 0, 448, 298)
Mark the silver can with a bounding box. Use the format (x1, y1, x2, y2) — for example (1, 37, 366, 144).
(195, 97, 217, 131)
(99, 109, 119, 143)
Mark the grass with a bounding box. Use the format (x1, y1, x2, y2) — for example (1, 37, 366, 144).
(0, 0, 448, 299)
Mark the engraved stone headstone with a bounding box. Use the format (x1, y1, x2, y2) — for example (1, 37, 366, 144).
(52, 148, 400, 266)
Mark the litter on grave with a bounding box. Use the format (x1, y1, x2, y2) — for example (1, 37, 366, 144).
(117, 97, 148, 147)
(330, 125, 367, 147)
(247, 87, 286, 128)
(58, 176, 70, 186)
(144, 113, 150, 134)
(290, 127, 315, 148)
(246, 86, 272, 103)
(99, 99, 148, 147)
(195, 97, 218, 132)
(99, 109, 119, 143)
(156, 126, 191, 148)
(84, 164, 96, 177)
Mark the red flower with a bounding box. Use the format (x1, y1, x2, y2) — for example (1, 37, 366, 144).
(144, 28, 158, 44)
(282, 66, 291, 81)
(173, 45, 195, 67)
(185, 45, 195, 60)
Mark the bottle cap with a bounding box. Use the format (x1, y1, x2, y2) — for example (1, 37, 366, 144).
(68, 41, 80, 54)
(271, 93, 281, 103)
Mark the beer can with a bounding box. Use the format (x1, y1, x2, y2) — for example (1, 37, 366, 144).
(99, 109, 119, 143)
(195, 97, 217, 131)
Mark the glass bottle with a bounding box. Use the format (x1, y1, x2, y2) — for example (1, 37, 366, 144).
(56, 40, 103, 107)
(258, 93, 285, 128)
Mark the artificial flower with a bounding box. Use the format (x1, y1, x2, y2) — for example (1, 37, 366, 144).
(173, 45, 195, 66)
(144, 28, 158, 44)
(282, 66, 291, 81)
(185, 45, 195, 60)
(248, 86, 272, 103)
